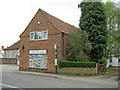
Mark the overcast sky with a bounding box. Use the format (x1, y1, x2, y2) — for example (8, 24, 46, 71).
(0, 0, 119, 49)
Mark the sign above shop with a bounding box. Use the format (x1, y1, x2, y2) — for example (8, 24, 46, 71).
(29, 50, 47, 54)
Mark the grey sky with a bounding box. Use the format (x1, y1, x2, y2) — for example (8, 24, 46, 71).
(0, 0, 119, 48)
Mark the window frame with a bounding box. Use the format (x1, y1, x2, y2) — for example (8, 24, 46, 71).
(6, 52, 8, 58)
(30, 30, 48, 41)
(10, 52, 12, 58)
(29, 50, 47, 69)
(30, 32, 34, 40)
(13, 52, 16, 58)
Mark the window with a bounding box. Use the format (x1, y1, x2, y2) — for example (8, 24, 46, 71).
(30, 30, 48, 40)
(10, 52, 12, 58)
(6, 52, 8, 58)
(13, 52, 16, 58)
(118, 59, 120, 63)
(35, 32, 38, 39)
(29, 50, 47, 69)
(30, 33, 34, 40)
(43, 31, 47, 39)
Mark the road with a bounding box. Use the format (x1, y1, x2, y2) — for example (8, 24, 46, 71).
(0, 64, 118, 89)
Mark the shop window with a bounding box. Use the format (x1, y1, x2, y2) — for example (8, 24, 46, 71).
(30, 30, 48, 40)
(29, 50, 47, 69)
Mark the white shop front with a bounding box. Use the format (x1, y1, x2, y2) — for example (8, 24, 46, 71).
(29, 50, 47, 69)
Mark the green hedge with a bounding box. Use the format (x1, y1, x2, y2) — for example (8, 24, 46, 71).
(59, 61, 96, 68)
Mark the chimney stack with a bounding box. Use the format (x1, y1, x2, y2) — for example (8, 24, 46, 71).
(1, 46, 4, 50)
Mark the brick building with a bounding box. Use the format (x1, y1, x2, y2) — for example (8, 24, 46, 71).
(3, 40, 20, 64)
(19, 9, 80, 72)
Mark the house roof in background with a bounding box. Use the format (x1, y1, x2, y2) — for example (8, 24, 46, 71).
(4, 40, 20, 50)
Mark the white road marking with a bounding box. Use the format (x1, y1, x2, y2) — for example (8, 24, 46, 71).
(0, 83, 18, 88)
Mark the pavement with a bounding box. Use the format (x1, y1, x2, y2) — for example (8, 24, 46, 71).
(15, 66, 119, 85)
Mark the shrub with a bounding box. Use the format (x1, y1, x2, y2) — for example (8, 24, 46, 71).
(67, 29, 91, 62)
(59, 61, 96, 68)
(100, 57, 108, 72)
(100, 57, 107, 66)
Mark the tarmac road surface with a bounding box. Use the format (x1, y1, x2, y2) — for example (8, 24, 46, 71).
(0, 64, 118, 89)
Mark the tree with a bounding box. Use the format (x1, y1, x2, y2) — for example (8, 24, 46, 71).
(78, 1, 107, 62)
(67, 29, 91, 62)
(104, 1, 119, 59)
(118, 1, 120, 57)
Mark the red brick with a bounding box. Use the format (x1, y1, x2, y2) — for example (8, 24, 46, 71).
(19, 9, 80, 73)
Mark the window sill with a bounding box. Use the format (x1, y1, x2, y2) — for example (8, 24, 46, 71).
(28, 67, 47, 70)
(29, 39, 48, 41)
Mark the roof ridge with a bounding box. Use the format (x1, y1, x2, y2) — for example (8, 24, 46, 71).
(39, 8, 72, 26)
(4, 40, 20, 50)
(39, 9, 61, 32)
(39, 8, 79, 34)
(20, 9, 40, 38)
(20, 8, 81, 37)
(9, 40, 20, 47)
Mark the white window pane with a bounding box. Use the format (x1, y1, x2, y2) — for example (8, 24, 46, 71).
(6, 52, 8, 58)
(9, 52, 10, 58)
(30, 32, 34, 40)
(35, 32, 38, 40)
(30, 30, 48, 40)
(43, 31, 48, 39)
(14, 52, 16, 58)
(10, 52, 12, 58)
(41, 31, 44, 39)
(38, 32, 42, 39)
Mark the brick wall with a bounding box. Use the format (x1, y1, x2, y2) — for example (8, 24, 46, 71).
(0, 58, 17, 64)
(58, 64, 98, 75)
(19, 32, 64, 72)
(19, 10, 68, 72)
(63, 34, 69, 60)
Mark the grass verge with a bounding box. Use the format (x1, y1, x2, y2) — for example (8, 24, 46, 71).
(107, 68, 117, 72)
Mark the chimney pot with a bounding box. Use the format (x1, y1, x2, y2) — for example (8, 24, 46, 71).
(1, 46, 4, 50)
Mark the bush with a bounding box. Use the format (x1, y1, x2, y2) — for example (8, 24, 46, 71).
(99, 57, 108, 72)
(100, 57, 107, 66)
(67, 29, 91, 62)
(59, 61, 96, 68)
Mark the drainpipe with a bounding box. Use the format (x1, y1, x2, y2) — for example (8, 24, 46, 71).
(62, 32, 64, 60)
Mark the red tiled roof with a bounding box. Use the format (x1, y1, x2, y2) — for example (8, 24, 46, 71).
(20, 8, 80, 37)
(4, 40, 20, 50)
(39, 9, 80, 34)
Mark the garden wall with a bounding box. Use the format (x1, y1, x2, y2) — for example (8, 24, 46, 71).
(58, 64, 98, 75)
(0, 58, 17, 64)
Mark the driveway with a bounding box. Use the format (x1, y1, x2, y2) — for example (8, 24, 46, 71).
(0, 64, 119, 89)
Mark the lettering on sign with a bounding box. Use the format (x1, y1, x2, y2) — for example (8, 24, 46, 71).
(29, 50, 47, 54)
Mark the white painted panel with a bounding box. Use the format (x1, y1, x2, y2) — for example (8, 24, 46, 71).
(29, 50, 47, 54)
(112, 57, 118, 67)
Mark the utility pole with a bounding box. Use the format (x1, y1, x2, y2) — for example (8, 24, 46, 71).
(54, 44, 58, 74)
